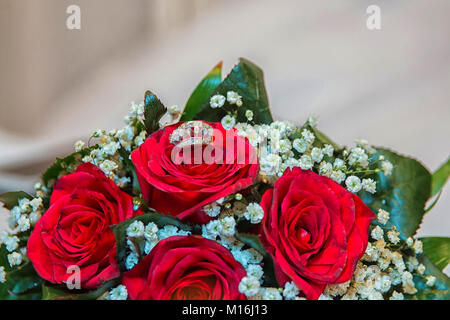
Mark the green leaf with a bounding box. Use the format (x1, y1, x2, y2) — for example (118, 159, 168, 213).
(419, 237, 450, 271)
(42, 284, 70, 300)
(0, 262, 42, 300)
(235, 232, 278, 287)
(112, 211, 196, 272)
(0, 191, 32, 210)
(181, 61, 223, 121)
(407, 254, 450, 300)
(42, 147, 95, 188)
(194, 58, 274, 125)
(431, 157, 450, 197)
(143, 90, 167, 136)
(44, 279, 119, 300)
(361, 149, 432, 240)
(406, 289, 450, 300)
(0, 244, 11, 273)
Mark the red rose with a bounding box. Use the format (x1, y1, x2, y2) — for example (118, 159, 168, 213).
(260, 168, 375, 300)
(122, 235, 247, 300)
(27, 163, 140, 289)
(131, 121, 258, 224)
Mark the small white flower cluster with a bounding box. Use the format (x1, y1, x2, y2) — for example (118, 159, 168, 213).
(78, 101, 149, 188)
(210, 91, 243, 109)
(238, 277, 302, 300)
(235, 117, 391, 195)
(320, 208, 431, 300)
(107, 284, 128, 300)
(124, 220, 190, 270)
(1, 196, 45, 269)
(209, 91, 244, 130)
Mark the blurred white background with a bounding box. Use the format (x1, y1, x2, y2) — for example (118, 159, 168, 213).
(0, 0, 449, 236)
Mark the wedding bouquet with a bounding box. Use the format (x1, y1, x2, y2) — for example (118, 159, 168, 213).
(0, 58, 448, 300)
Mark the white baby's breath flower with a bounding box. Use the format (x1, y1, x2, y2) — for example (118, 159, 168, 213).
(292, 138, 307, 153)
(389, 291, 404, 300)
(261, 288, 282, 300)
(387, 230, 400, 244)
(331, 170, 346, 184)
(74, 140, 85, 152)
(426, 275, 436, 287)
(283, 281, 299, 300)
(260, 154, 282, 176)
(333, 158, 345, 170)
(238, 276, 260, 297)
(377, 209, 390, 225)
(8, 252, 22, 267)
(125, 252, 139, 270)
(311, 147, 323, 163)
(319, 162, 333, 177)
(299, 155, 313, 170)
(144, 222, 158, 242)
(99, 160, 118, 175)
(348, 147, 368, 168)
(245, 110, 254, 121)
(30, 198, 43, 212)
(109, 285, 128, 300)
(244, 203, 265, 224)
(279, 139, 292, 153)
(210, 95, 226, 108)
(381, 161, 393, 176)
(307, 115, 318, 127)
(220, 216, 236, 237)
(371, 226, 384, 241)
(221, 115, 236, 130)
(17, 215, 30, 232)
(168, 105, 181, 118)
(301, 129, 315, 144)
(406, 237, 414, 247)
(362, 178, 376, 194)
(246, 264, 263, 280)
(412, 239, 423, 254)
(204, 203, 221, 218)
(157, 225, 182, 240)
(204, 220, 222, 238)
(322, 144, 334, 157)
(126, 221, 145, 238)
(4, 236, 19, 252)
(375, 275, 391, 293)
(227, 91, 241, 104)
(345, 176, 362, 193)
(417, 264, 426, 275)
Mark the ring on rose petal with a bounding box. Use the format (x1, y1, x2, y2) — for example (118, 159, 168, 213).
(169, 121, 214, 146)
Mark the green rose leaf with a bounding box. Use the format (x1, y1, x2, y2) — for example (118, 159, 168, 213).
(180, 61, 222, 121)
(407, 254, 450, 300)
(361, 149, 432, 240)
(43, 279, 119, 300)
(143, 90, 167, 136)
(431, 157, 450, 197)
(194, 58, 274, 125)
(42, 284, 70, 300)
(112, 211, 196, 272)
(0, 244, 12, 273)
(0, 262, 42, 300)
(235, 232, 278, 287)
(419, 237, 450, 271)
(0, 191, 32, 210)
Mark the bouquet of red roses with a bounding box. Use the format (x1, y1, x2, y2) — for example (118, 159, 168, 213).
(0, 59, 448, 300)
